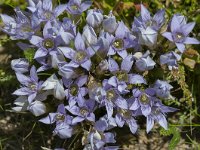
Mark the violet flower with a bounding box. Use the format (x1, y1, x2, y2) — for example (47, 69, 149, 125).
(39, 104, 74, 139)
(86, 9, 103, 28)
(64, 75, 88, 106)
(0, 8, 34, 40)
(160, 51, 181, 70)
(153, 80, 173, 99)
(13, 66, 43, 103)
(11, 58, 29, 73)
(162, 14, 200, 52)
(129, 88, 156, 116)
(66, 0, 92, 15)
(146, 100, 177, 133)
(108, 56, 146, 93)
(66, 99, 95, 125)
(28, 0, 67, 27)
(58, 33, 94, 71)
(115, 109, 138, 134)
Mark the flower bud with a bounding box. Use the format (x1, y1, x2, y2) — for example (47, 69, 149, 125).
(82, 25, 97, 46)
(86, 9, 103, 28)
(103, 11, 118, 33)
(28, 101, 46, 116)
(11, 58, 29, 73)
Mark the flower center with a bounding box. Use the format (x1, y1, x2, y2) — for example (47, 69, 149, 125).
(140, 94, 149, 104)
(174, 32, 185, 42)
(21, 25, 32, 32)
(113, 39, 124, 50)
(69, 84, 79, 96)
(153, 107, 160, 115)
(120, 109, 132, 119)
(56, 114, 65, 121)
(29, 83, 37, 90)
(145, 20, 157, 27)
(43, 38, 54, 49)
(106, 90, 116, 101)
(71, 4, 79, 10)
(44, 11, 53, 20)
(116, 71, 128, 82)
(75, 51, 87, 63)
(80, 107, 88, 116)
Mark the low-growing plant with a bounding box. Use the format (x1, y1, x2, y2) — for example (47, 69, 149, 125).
(1, 0, 200, 149)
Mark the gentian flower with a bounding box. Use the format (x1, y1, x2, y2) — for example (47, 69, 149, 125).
(162, 14, 200, 52)
(0, 8, 34, 40)
(58, 33, 94, 71)
(82, 25, 98, 46)
(87, 118, 118, 150)
(39, 104, 74, 139)
(103, 11, 118, 33)
(107, 21, 132, 58)
(153, 80, 173, 99)
(66, 0, 92, 15)
(132, 4, 165, 31)
(13, 66, 43, 103)
(146, 100, 177, 133)
(115, 109, 138, 134)
(160, 51, 181, 70)
(66, 99, 95, 125)
(134, 50, 156, 72)
(129, 88, 156, 116)
(29, 21, 62, 60)
(86, 9, 103, 28)
(99, 79, 128, 118)
(11, 58, 29, 73)
(28, 100, 46, 116)
(42, 74, 65, 100)
(28, 0, 67, 27)
(108, 56, 146, 93)
(64, 75, 88, 106)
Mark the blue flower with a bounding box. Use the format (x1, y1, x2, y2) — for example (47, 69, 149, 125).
(39, 104, 74, 139)
(0, 8, 34, 40)
(162, 14, 200, 52)
(58, 33, 94, 71)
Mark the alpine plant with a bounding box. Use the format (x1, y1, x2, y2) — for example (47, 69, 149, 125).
(1, 0, 199, 149)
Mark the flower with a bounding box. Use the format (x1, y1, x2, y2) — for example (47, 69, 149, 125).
(162, 14, 200, 52)
(42, 74, 65, 100)
(28, 0, 67, 27)
(64, 75, 88, 106)
(13, 66, 43, 103)
(86, 9, 103, 28)
(11, 58, 29, 73)
(66, 99, 95, 125)
(153, 80, 173, 99)
(108, 56, 146, 93)
(39, 104, 74, 139)
(146, 100, 177, 133)
(58, 32, 94, 71)
(134, 50, 156, 72)
(160, 51, 181, 70)
(0, 8, 34, 40)
(66, 0, 92, 15)
(103, 11, 118, 33)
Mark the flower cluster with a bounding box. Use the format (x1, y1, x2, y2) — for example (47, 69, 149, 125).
(1, 0, 199, 149)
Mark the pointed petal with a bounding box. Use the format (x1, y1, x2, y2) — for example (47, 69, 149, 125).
(146, 116, 154, 133)
(184, 37, 200, 44)
(162, 32, 173, 42)
(121, 55, 134, 72)
(108, 57, 119, 72)
(81, 59, 91, 71)
(34, 48, 48, 59)
(175, 43, 185, 53)
(141, 4, 151, 22)
(181, 22, 195, 36)
(75, 32, 85, 51)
